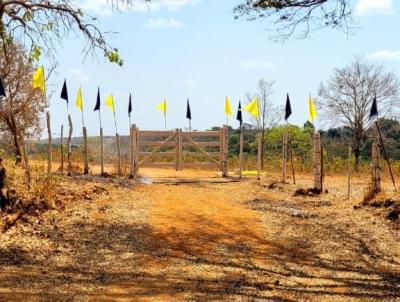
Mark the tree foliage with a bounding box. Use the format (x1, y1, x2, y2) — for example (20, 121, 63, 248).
(0, 42, 45, 160)
(233, 0, 353, 40)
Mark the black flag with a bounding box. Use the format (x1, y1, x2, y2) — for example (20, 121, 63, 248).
(0, 76, 6, 97)
(186, 99, 192, 120)
(370, 96, 378, 119)
(60, 79, 69, 102)
(236, 101, 243, 126)
(285, 93, 292, 121)
(128, 94, 132, 117)
(94, 88, 101, 111)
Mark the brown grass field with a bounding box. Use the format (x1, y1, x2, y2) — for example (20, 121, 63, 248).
(0, 162, 400, 301)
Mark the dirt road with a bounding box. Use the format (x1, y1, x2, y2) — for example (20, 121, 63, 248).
(0, 170, 399, 301)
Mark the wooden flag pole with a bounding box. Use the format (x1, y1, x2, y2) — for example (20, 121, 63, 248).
(347, 144, 352, 200)
(113, 106, 122, 176)
(81, 104, 89, 175)
(60, 124, 64, 173)
(46, 112, 52, 175)
(98, 109, 104, 176)
(129, 114, 134, 179)
(282, 121, 288, 183)
(375, 120, 397, 192)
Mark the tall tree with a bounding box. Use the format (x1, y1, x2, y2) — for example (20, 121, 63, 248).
(233, 0, 352, 41)
(318, 57, 400, 170)
(0, 42, 45, 163)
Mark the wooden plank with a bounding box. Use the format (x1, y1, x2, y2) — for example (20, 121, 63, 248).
(182, 141, 221, 147)
(139, 152, 175, 157)
(138, 141, 176, 147)
(181, 132, 220, 165)
(139, 132, 177, 165)
(139, 131, 175, 137)
(182, 131, 220, 137)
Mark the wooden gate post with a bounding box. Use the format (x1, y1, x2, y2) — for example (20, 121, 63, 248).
(100, 127, 104, 176)
(83, 126, 89, 175)
(46, 112, 52, 175)
(371, 142, 382, 194)
(221, 125, 229, 177)
(313, 132, 322, 191)
(282, 131, 288, 183)
(60, 124, 64, 173)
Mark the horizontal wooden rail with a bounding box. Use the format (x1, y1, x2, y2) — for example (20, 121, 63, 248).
(138, 141, 176, 147)
(182, 131, 220, 137)
(139, 152, 175, 157)
(139, 131, 176, 137)
(182, 142, 221, 147)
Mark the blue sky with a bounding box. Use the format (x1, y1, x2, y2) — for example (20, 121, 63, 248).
(46, 0, 400, 137)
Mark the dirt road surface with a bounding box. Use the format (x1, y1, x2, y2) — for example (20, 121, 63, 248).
(1, 169, 399, 301)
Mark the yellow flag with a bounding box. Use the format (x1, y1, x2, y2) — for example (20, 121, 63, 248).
(308, 95, 317, 122)
(244, 97, 260, 119)
(105, 94, 115, 112)
(156, 99, 167, 114)
(32, 65, 45, 93)
(225, 96, 232, 116)
(76, 87, 83, 112)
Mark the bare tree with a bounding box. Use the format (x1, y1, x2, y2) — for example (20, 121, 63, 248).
(233, 0, 353, 41)
(0, 42, 45, 163)
(318, 57, 400, 170)
(0, 0, 134, 65)
(245, 79, 281, 167)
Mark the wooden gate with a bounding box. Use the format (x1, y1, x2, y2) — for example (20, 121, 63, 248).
(131, 125, 228, 177)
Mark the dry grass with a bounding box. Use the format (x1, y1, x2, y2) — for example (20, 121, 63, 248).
(0, 163, 399, 301)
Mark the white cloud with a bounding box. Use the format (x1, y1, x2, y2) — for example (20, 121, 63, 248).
(69, 68, 90, 82)
(241, 60, 275, 69)
(368, 50, 400, 60)
(146, 18, 184, 28)
(355, 0, 394, 16)
(79, 0, 201, 16)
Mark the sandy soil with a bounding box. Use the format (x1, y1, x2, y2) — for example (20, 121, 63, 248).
(0, 168, 399, 301)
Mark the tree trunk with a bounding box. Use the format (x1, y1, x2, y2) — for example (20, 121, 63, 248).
(0, 159, 9, 209)
(11, 130, 22, 165)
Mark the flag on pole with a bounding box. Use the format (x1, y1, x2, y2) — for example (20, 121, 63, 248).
(76, 87, 83, 112)
(156, 98, 167, 114)
(32, 65, 46, 93)
(186, 99, 192, 120)
(0, 76, 6, 97)
(285, 93, 292, 121)
(105, 94, 115, 112)
(308, 95, 317, 123)
(60, 79, 69, 103)
(236, 101, 243, 126)
(225, 96, 232, 116)
(370, 96, 378, 119)
(94, 88, 101, 111)
(244, 97, 260, 119)
(128, 94, 132, 117)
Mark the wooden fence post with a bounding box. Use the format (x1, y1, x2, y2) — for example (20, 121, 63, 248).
(282, 131, 288, 183)
(347, 145, 352, 200)
(257, 131, 262, 181)
(67, 115, 73, 176)
(46, 112, 52, 175)
(313, 132, 322, 191)
(179, 129, 183, 171)
(83, 126, 89, 175)
(175, 129, 180, 171)
(221, 125, 229, 177)
(60, 124, 64, 173)
(239, 126, 244, 179)
(133, 125, 139, 176)
(129, 125, 135, 178)
(116, 133, 122, 176)
(100, 127, 104, 176)
(371, 142, 382, 194)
